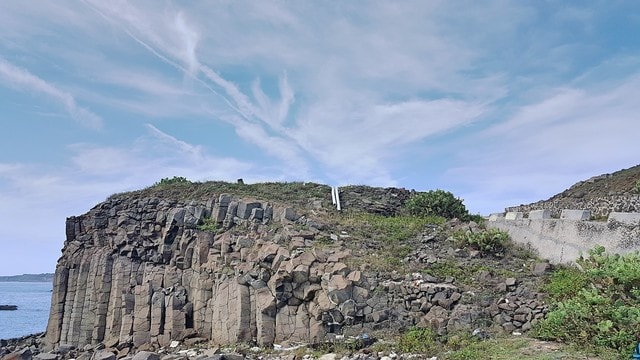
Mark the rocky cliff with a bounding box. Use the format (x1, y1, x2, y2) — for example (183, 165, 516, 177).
(44, 182, 547, 353)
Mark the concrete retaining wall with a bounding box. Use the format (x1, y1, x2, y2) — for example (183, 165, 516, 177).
(560, 209, 591, 220)
(608, 212, 640, 225)
(488, 210, 640, 263)
(529, 210, 550, 219)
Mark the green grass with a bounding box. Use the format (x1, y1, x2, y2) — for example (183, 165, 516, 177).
(340, 211, 445, 243)
(109, 180, 333, 206)
(337, 211, 445, 273)
(442, 336, 619, 360)
(373, 330, 619, 360)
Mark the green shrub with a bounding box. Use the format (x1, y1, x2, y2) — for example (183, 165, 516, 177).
(405, 190, 469, 220)
(453, 228, 510, 253)
(466, 213, 486, 225)
(634, 180, 640, 194)
(397, 327, 438, 354)
(542, 267, 590, 301)
(197, 217, 220, 233)
(532, 246, 640, 356)
(154, 176, 191, 186)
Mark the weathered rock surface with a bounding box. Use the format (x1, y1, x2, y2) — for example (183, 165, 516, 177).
(45, 192, 392, 350)
(43, 185, 548, 352)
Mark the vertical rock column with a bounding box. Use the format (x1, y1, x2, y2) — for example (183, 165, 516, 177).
(165, 286, 188, 340)
(67, 251, 93, 347)
(210, 279, 252, 344)
(44, 267, 69, 348)
(132, 281, 152, 347)
(150, 291, 166, 341)
(59, 265, 77, 346)
(255, 287, 276, 345)
(78, 250, 113, 345)
(105, 257, 132, 343)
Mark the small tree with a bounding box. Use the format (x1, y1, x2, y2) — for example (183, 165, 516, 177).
(405, 189, 469, 220)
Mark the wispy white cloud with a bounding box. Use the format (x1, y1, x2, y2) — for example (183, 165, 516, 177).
(0, 57, 102, 128)
(70, 124, 253, 183)
(291, 97, 485, 185)
(73, 1, 503, 187)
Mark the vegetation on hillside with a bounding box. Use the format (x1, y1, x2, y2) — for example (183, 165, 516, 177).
(405, 189, 469, 220)
(453, 227, 510, 254)
(110, 176, 332, 206)
(532, 246, 640, 357)
(338, 211, 445, 273)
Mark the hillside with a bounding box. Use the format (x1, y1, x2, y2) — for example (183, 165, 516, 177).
(37, 180, 558, 355)
(507, 164, 640, 217)
(4, 179, 634, 359)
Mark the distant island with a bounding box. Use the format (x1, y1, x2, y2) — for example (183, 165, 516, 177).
(0, 273, 54, 282)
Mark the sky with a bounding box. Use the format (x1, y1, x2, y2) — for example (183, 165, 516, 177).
(0, 1, 639, 275)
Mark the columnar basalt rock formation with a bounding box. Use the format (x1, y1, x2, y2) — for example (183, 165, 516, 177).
(44, 191, 398, 350)
(44, 184, 548, 352)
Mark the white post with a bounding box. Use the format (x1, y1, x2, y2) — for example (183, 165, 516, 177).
(331, 186, 336, 205)
(335, 186, 341, 211)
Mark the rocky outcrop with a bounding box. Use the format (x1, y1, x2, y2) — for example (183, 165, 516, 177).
(338, 186, 413, 216)
(48, 195, 309, 348)
(44, 192, 402, 351)
(44, 185, 548, 353)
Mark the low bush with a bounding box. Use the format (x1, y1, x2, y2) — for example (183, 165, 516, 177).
(542, 267, 590, 301)
(397, 327, 438, 354)
(532, 246, 640, 356)
(453, 228, 510, 253)
(154, 176, 191, 186)
(197, 217, 220, 233)
(405, 190, 469, 220)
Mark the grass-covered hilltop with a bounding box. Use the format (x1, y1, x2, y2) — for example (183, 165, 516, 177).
(4, 176, 640, 360)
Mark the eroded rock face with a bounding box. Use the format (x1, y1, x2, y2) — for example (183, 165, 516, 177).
(44, 190, 547, 352)
(44, 194, 383, 350)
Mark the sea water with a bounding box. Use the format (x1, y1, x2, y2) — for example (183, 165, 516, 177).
(0, 282, 52, 340)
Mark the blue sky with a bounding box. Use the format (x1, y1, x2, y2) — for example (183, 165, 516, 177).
(1, 1, 639, 275)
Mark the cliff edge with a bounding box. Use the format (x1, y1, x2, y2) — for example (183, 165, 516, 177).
(44, 181, 547, 353)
